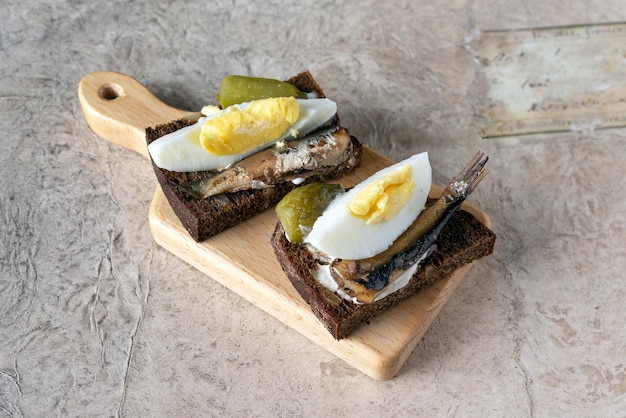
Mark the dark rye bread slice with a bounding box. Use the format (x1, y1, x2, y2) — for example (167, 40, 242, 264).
(271, 209, 496, 340)
(145, 71, 362, 241)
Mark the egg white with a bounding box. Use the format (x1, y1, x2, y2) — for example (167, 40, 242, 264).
(304, 152, 432, 260)
(147, 98, 337, 172)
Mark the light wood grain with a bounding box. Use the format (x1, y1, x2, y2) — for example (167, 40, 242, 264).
(78, 71, 492, 380)
(78, 71, 197, 158)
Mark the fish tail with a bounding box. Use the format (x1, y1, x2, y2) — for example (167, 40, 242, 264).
(447, 151, 489, 200)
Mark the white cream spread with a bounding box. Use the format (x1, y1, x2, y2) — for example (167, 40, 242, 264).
(314, 263, 362, 304)
(310, 249, 432, 304)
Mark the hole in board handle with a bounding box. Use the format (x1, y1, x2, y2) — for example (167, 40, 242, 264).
(99, 83, 124, 101)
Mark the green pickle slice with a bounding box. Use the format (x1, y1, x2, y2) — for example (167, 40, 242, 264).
(217, 75, 307, 107)
(276, 183, 344, 243)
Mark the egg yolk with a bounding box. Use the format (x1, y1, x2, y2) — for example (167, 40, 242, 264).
(347, 164, 414, 225)
(199, 96, 299, 156)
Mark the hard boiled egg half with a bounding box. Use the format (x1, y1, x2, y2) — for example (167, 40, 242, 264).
(148, 97, 337, 172)
(305, 152, 432, 260)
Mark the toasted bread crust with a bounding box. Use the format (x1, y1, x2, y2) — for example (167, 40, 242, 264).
(271, 209, 496, 339)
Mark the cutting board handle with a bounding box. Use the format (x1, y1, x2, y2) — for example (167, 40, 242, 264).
(78, 71, 197, 159)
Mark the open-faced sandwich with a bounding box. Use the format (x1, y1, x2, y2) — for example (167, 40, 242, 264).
(271, 151, 496, 339)
(145, 71, 362, 241)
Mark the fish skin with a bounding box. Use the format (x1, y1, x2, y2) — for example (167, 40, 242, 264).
(178, 127, 354, 198)
(330, 151, 489, 304)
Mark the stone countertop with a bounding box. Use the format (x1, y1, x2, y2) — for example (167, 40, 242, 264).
(2, 1, 625, 416)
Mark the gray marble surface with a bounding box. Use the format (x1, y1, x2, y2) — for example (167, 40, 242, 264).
(2, 0, 626, 416)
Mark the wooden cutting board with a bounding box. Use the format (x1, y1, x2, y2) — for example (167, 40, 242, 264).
(78, 71, 492, 380)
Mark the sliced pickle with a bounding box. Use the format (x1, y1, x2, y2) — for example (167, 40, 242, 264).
(276, 183, 344, 243)
(217, 75, 307, 108)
